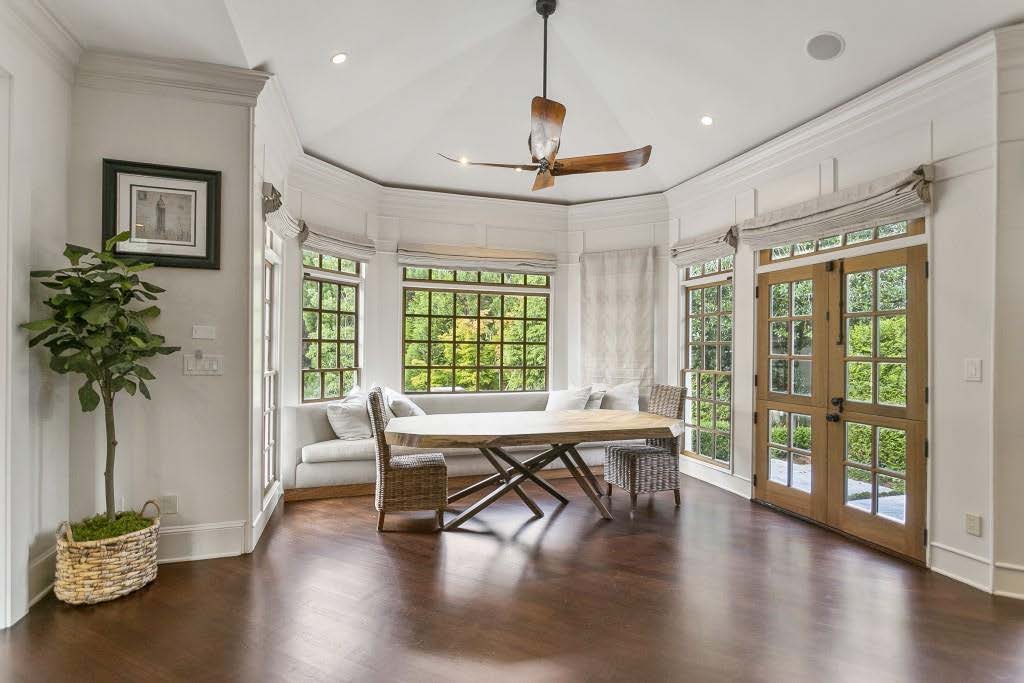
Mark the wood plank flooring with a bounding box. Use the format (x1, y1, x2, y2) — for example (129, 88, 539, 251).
(3, 476, 1023, 682)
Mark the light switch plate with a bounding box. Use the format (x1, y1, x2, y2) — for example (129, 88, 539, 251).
(965, 513, 983, 537)
(964, 358, 983, 382)
(192, 325, 216, 340)
(183, 354, 223, 376)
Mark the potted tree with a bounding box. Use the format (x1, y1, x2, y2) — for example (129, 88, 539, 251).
(23, 231, 179, 604)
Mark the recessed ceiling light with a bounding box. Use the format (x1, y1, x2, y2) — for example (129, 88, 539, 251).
(459, 156, 469, 165)
(700, 115, 714, 126)
(330, 52, 348, 65)
(806, 32, 845, 61)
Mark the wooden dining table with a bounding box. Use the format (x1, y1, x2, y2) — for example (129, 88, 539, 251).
(385, 409, 683, 530)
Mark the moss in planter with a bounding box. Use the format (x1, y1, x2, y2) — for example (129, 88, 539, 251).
(70, 511, 154, 542)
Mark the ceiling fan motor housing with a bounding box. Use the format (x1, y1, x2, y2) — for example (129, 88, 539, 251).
(536, 0, 556, 18)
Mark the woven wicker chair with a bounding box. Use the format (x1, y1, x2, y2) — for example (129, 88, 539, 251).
(604, 384, 687, 511)
(366, 388, 448, 531)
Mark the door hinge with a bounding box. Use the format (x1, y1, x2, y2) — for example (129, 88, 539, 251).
(753, 412, 758, 425)
(752, 473, 758, 487)
(925, 386, 929, 404)
(754, 374, 759, 387)
(923, 528, 928, 547)
(925, 260, 930, 278)
(924, 439, 929, 459)
(755, 285, 760, 299)
(825, 310, 830, 322)
(826, 260, 835, 272)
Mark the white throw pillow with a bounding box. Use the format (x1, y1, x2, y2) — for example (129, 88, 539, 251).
(326, 386, 373, 440)
(545, 386, 592, 411)
(600, 381, 641, 411)
(385, 388, 426, 417)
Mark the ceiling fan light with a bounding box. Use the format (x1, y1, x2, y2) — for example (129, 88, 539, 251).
(700, 115, 714, 126)
(515, 167, 523, 172)
(330, 52, 348, 65)
(458, 156, 469, 165)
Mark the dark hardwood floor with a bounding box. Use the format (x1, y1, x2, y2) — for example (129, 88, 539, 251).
(3, 476, 1024, 682)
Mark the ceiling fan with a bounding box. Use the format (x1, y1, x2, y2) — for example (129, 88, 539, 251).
(439, 0, 652, 191)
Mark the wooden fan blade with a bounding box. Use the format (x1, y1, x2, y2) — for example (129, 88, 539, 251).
(552, 145, 652, 176)
(530, 96, 566, 163)
(438, 154, 539, 171)
(532, 169, 555, 191)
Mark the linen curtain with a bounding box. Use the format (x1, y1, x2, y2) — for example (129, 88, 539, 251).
(580, 247, 655, 391)
(397, 243, 557, 274)
(670, 226, 737, 268)
(738, 164, 933, 251)
(300, 222, 376, 262)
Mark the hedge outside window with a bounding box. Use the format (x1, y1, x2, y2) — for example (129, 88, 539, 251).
(685, 254, 734, 281)
(761, 219, 922, 265)
(303, 249, 358, 276)
(403, 286, 549, 393)
(683, 280, 734, 467)
(302, 272, 359, 402)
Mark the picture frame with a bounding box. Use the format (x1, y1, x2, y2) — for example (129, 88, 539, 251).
(102, 158, 221, 269)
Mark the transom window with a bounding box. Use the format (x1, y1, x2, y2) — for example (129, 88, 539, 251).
(760, 219, 922, 265)
(685, 254, 734, 281)
(402, 279, 550, 393)
(303, 249, 359, 276)
(404, 267, 549, 288)
(301, 251, 360, 402)
(683, 280, 733, 467)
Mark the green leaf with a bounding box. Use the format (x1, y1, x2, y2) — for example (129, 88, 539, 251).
(126, 262, 154, 273)
(156, 346, 180, 355)
(134, 365, 155, 380)
(104, 230, 132, 252)
(122, 378, 137, 396)
(28, 330, 53, 347)
(129, 336, 147, 348)
(138, 379, 151, 400)
(140, 281, 166, 294)
(82, 302, 119, 325)
(135, 306, 160, 319)
(63, 243, 93, 266)
(20, 319, 56, 332)
(84, 332, 110, 350)
(78, 382, 100, 412)
(30, 270, 56, 278)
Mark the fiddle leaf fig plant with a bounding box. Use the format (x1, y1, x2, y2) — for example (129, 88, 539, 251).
(23, 231, 179, 522)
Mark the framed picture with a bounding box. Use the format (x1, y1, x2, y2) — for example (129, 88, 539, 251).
(102, 159, 221, 269)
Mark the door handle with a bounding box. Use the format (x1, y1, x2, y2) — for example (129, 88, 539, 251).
(830, 397, 845, 412)
(826, 413, 841, 423)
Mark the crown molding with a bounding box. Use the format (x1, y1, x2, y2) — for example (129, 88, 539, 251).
(2, 0, 82, 83)
(260, 76, 303, 161)
(568, 193, 668, 230)
(76, 51, 270, 107)
(289, 153, 382, 209)
(379, 185, 568, 229)
(664, 29, 999, 212)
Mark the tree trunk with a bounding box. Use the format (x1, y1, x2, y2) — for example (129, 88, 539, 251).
(102, 389, 117, 521)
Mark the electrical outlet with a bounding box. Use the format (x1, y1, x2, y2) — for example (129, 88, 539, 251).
(965, 513, 983, 537)
(159, 494, 178, 515)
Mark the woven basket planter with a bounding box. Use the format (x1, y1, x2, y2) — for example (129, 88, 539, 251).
(54, 500, 160, 605)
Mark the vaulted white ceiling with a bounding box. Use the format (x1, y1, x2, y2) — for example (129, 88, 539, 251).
(44, 0, 1024, 204)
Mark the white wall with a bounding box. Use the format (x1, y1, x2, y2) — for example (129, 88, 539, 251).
(66, 54, 267, 563)
(664, 31, 1001, 590)
(0, 0, 77, 627)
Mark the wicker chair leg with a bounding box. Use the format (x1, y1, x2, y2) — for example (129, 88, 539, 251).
(674, 489, 681, 506)
(377, 510, 385, 532)
(630, 493, 638, 511)
(436, 509, 444, 529)
(606, 482, 612, 497)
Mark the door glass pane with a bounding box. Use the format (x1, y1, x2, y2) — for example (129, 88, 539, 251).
(770, 283, 790, 317)
(791, 453, 812, 493)
(792, 280, 813, 316)
(768, 410, 789, 446)
(770, 322, 789, 355)
(792, 321, 812, 355)
(877, 315, 907, 358)
(704, 316, 718, 342)
(845, 422, 873, 465)
(769, 447, 789, 484)
(877, 362, 907, 406)
(845, 467, 873, 512)
(792, 360, 812, 396)
(719, 316, 733, 341)
(846, 317, 873, 357)
(846, 272, 873, 313)
(877, 266, 907, 310)
(770, 359, 789, 393)
(699, 430, 714, 457)
(721, 344, 733, 371)
(715, 435, 731, 463)
(877, 474, 907, 523)
(703, 345, 718, 370)
(791, 413, 812, 450)
(704, 287, 719, 314)
(846, 361, 873, 402)
(877, 427, 907, 474)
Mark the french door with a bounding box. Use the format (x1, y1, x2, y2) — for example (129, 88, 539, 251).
(755, 246, 927, 561)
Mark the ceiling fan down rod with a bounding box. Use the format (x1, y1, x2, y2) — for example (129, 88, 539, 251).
(537, 0, 556, 99)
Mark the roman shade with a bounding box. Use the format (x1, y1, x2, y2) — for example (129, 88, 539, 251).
(738, 164, 933, 251)
(670, 226, 737, 268)
(580, 247, 655, 391)
(300, 223, 376, 262)
(261, 182, 303, 239)
(397, 243, 557, 274)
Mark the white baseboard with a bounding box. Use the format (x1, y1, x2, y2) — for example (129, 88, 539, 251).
(249, 481, 282, 552)
(994, 562, 1024, 600)
(930, 542, 993, 593)
(679, 458, 752, 499)
(28, 547, 56, 607)
(157, 519, 246, 564)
